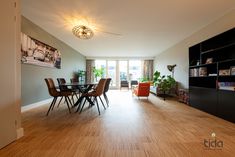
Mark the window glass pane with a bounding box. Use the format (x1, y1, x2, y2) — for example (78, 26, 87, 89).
(129, 60, 141, 81)
(95, 60, 106, 78)
(119, 61, 128, 81)
(108, 61, 116, 86)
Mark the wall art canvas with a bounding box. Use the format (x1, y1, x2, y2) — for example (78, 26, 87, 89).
(21, 33, 61, 69)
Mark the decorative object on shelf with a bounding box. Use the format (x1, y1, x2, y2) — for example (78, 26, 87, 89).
(205, 58, 213, 64)
(219, 69, 230, 76)
(218, 82, 235, 91)
(230, 66, 235, 75)
(21, 32, 61, 69)
(72, 25, 94, 39)
(196, 60, 200, 65)
(167, 64, 177, 78)
(199, 67, 207, 76)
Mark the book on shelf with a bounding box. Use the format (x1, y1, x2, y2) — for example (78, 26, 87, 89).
(219, 86, 235, 91)
(190, 68, 199, 77)
(218, 82, 235, 91)
(208, 73, 217, 76)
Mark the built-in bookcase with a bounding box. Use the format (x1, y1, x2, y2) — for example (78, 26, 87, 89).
(189, 27, 235, 123)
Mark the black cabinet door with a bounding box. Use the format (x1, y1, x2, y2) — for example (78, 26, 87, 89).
(189, 86, 217, 115)
(217, 90, 235, 123)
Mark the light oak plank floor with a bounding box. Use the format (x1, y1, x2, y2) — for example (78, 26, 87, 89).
(0, 90, 235, 157)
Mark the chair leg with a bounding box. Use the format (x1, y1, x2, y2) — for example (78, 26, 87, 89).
(95, 97, 100, 115)
(51, 97, 58, 110)
(67, 96, 73, 107)
(46, 97, 56, 116)
(75, 92, 79, 100)
(79, 99, 87, 113)
(57, 96, 63, 108)
(103, 93, 109, 107)
(65, 97, 71, 113)
(99, 96, 106, 110)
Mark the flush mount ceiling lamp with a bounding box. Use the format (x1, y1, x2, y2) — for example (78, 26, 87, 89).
(72, 25, 94, 39)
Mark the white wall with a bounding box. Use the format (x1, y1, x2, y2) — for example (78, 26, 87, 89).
(154, 9, 235, 89)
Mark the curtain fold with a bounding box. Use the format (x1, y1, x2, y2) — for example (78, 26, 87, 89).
(142, 60, 153, 81)
(86, 60, 95, 83)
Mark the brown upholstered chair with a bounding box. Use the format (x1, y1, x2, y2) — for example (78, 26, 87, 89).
(44, 78, 72, 116)
(57, 78, 75, 105)
(79, 78, 107, 115)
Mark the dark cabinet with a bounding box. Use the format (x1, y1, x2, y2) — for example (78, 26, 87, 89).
(189, 87, 217, 115)
(189, 27, 235, 123)
(217, 90, 235, 123)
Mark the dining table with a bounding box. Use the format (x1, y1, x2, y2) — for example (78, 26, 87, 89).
(59, 82, 97, 111)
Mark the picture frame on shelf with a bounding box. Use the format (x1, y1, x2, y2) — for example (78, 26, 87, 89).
(230, 66, 235, 76)
(205, 58, 213, 64)
(219, 69, 230, 76)
(199, 67, 207, 76)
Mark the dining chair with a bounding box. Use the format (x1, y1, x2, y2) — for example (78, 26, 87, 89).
(103, 78, 112, 106)
(57, 78, 75, 106)
(44, 78, 71, 116)
(78, 78, 107, 115)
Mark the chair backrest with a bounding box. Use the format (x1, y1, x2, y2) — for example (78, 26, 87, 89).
(136, 82, 150, 96)
(104, 78, 112, 93)
(44, 78, 59, 97)
(95, 78, 107, 96)
(70, 78, 79, 83)
(57, 78, 68, 91)
(131, 80, 138, 86)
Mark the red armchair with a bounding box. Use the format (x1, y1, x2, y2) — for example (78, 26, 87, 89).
(133, 82, 150, 98)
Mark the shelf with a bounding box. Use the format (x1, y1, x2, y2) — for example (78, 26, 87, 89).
(218, 58, 235, 64)
(218, 75, 235, 77)
(201, 42, 235, 55)
(189, 76, 217, 78)
(189, 62, 217, 68)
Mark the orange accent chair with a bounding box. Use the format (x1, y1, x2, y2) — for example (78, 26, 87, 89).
(133, 82, 150, 98)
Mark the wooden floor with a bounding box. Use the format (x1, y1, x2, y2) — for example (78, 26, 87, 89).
(1, 90, 235, 157)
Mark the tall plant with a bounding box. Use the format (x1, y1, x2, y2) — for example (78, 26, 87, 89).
(153, 70, 176, 92)
(93, 67, 105, 81)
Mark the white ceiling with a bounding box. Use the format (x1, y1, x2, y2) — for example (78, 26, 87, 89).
(21, 0, 235, 58)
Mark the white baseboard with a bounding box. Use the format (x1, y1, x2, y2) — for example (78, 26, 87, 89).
(16, 127, 24, 139)
(21, 98, 53, 112)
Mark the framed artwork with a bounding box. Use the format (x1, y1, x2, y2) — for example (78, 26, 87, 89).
(230, 66, 235, 76)
(219, 69, 230, 76)
(21, 32, 61, 69)
(205, 58, 213, 64)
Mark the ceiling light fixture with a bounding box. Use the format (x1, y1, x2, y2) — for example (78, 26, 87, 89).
(72, 25, 94, 39)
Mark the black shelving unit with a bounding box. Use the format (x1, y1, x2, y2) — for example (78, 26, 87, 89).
(189, 27, 235, 123)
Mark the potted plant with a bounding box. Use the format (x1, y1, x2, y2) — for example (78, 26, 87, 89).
(153, 70, 176, 100)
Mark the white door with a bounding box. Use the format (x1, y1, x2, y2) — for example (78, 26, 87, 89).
(0, 0, 19, 148)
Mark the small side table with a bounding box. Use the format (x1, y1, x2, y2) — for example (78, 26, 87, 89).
(178, 89, 189, 104)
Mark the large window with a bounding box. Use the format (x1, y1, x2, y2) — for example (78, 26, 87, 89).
(94, 59, 143, 88)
